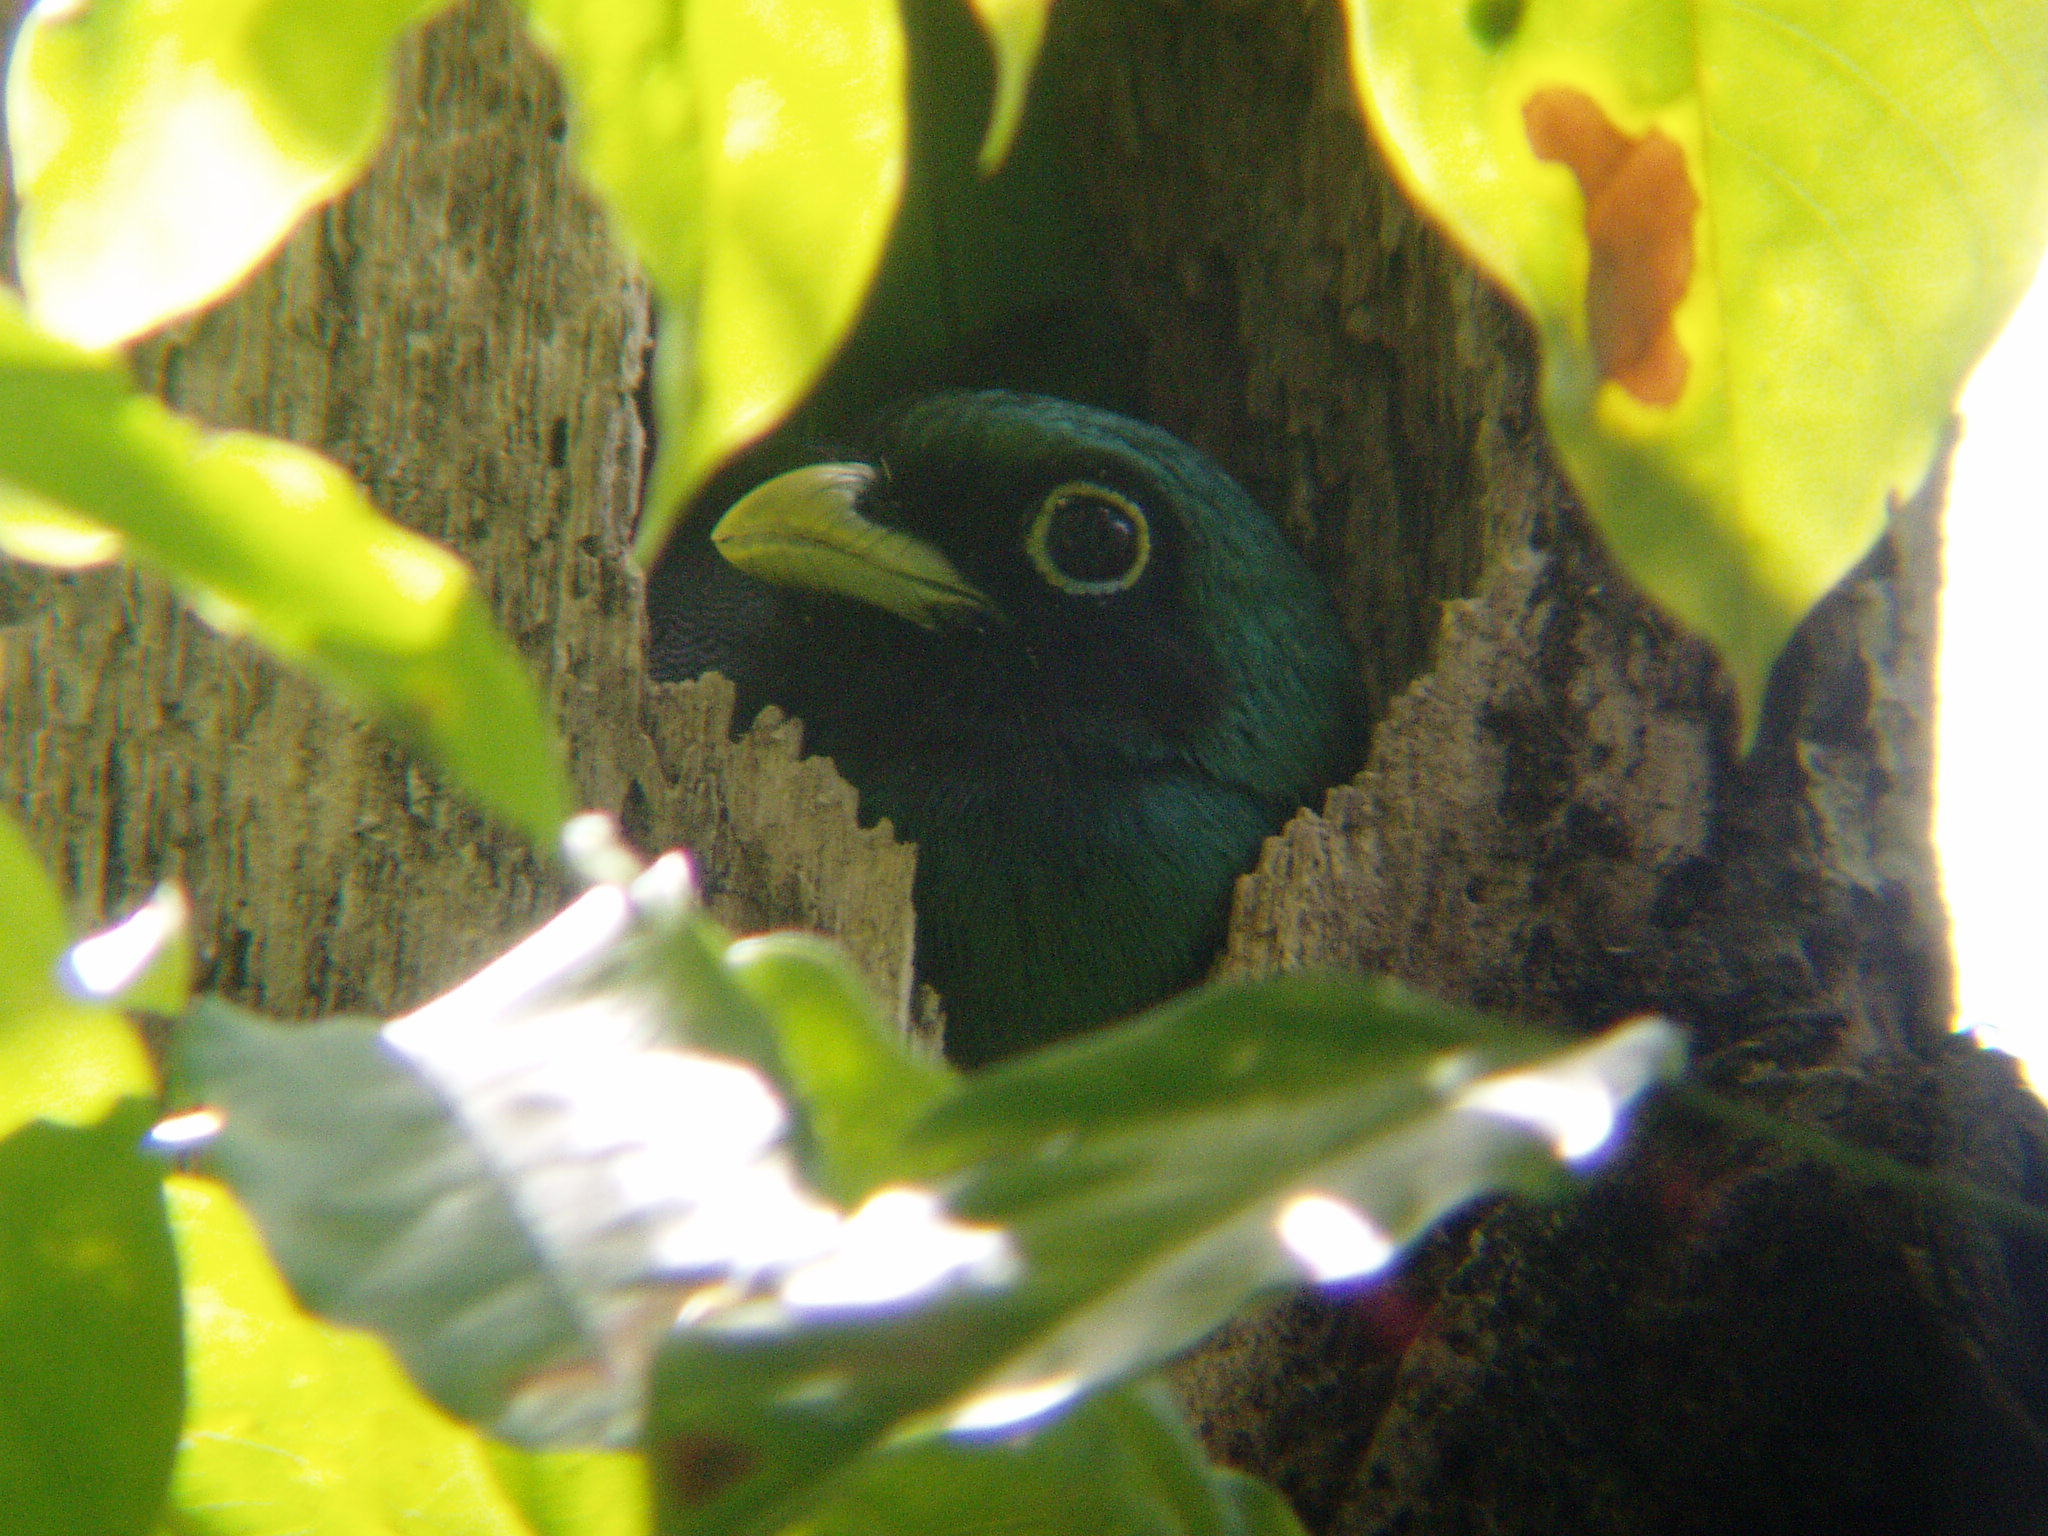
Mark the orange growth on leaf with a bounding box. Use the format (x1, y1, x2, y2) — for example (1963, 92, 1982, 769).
(1524, 87, 1699, 408)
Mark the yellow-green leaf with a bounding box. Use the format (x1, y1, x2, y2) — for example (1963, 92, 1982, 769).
(519, 0, 908, 559)
(963, 0, 1053, 172)
(165, 1174, 650, 1536)
(7, 0, 454, 349)
(0, 1105, 183, 1536)
(0, 812, 154, 1141)
(0, 294, 569, 841)
(0, 825, 178, 1534)
(0, 484, 122, 566)
(62, 886, 196, 1020)
(1342, 0, 2048, 734)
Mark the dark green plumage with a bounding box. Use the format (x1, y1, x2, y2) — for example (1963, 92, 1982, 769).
(682, 391, 1359, 1067)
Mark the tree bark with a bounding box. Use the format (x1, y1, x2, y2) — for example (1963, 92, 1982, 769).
(0, 0, 914, 1023)
(3, 0, 2044, 1532)
(1052, 1, 2048, 1530)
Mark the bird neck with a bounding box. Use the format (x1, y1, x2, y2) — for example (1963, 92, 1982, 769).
(852, 757, 1276, 1067)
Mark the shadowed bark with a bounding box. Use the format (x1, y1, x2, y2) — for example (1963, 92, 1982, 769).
(1050, 1, 2048, 1529)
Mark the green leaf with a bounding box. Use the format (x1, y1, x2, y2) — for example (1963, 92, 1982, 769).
(517, 0, 908, 558)
(643, 985, 1681, 1535)
(1341, 0, 2048, 736)
(166, 1173, 650, 1536)
(0, 1102, 182, 1536)
(787, 1384, 1306, 1536)
(961, 0, 1052, 172)
(0, 805, 82, 1030)
(177, 894, 1672, 1536)
(696, 0, 1130, 500)
(172, 854, 818, 1446)
(8, 0, 453, 349)
(62, 884, 196, 1019)
(722, 932, 955, 1203)
(0, 482, 122, 565)
(1213, 1470, 1317, 1536)
(481, 1444, 655, 1536)
(178, 1000, 657, 1446)
(0, 294, 569, 840)
(0, 810, 156, 1139)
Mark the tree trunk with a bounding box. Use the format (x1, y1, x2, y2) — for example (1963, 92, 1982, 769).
(1, 0, 914, 1023)
(3, 0, 2043, 1533)
(1052, 2, 2048, 1531)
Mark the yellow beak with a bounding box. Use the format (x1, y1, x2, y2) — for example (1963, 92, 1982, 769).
(710, 463, 1000, 629)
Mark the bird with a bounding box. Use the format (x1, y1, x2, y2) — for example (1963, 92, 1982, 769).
(665, 390, 1360, 1068)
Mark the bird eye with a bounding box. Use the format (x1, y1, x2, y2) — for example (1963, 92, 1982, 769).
(1025, 483, 1151, 595)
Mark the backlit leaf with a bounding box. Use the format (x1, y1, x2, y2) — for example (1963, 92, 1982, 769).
(519, 0, 908, 558)
(0, 484, 121, 566)
(0, 1103, 181, 1536)
(0, 294, 569, 841)
(8, 0, 453, 348)
(790, 1384, 1306, 1536)
(62, 884, 195, 1019)
(643, 986, 1679, 1534)
(176, 858, 1676, 1536)
(173, 851, 975, 1449)
(0, 811, 155, 1140)
(166, 1174, 650, 1536)
(721, 931, 955, 1204)
(1342, 0, 2048, 734)
(962, 0, 1052, 171)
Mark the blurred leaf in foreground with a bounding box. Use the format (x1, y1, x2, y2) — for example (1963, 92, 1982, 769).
(0, 810, 156, 1139)
(795, 1383, 1306, 1536)
(1343, 0, 2048, 734)
(961, 0, 1052, 172)
(165, 1173, 649, 1536)
(8, 0, 452, 349)
(0, 293, 568, 841)
(174, 850, 1677, 1536)
(0, 822, 193, 1535)
(520, 0, 908, 558)
(174, 831, 973, 1449)
(0, 1103, 181, 1536)
(646, 984, 1678, 1534)
(62, 883, 195, 1021)
(721, 930, 954, 1204)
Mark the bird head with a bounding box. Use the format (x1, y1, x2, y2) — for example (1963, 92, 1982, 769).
(709, 390, 1358, 811)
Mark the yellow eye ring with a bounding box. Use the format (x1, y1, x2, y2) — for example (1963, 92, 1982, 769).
(1024, 483, 1151, 595)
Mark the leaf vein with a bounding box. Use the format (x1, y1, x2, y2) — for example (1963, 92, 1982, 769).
(1706, 0, 1986, 252)
(1704, 121, 1904, 362)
